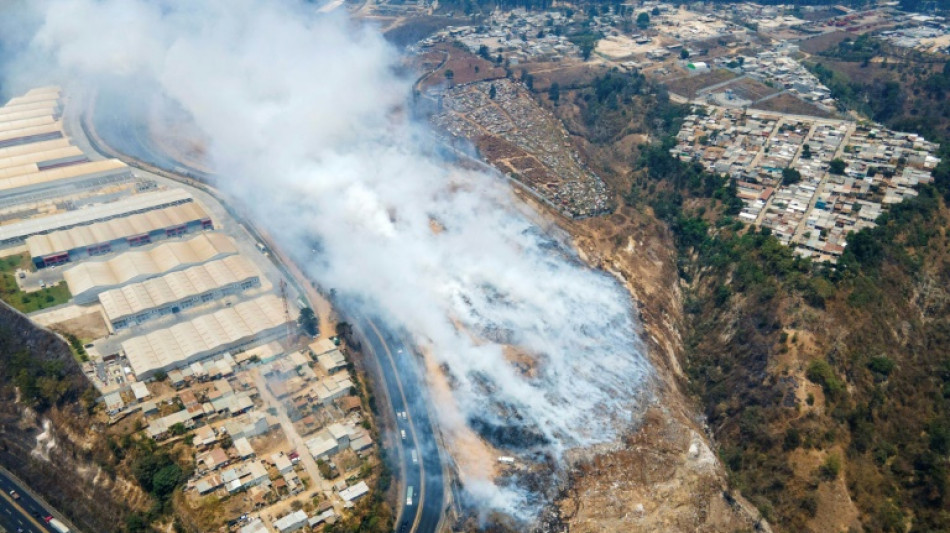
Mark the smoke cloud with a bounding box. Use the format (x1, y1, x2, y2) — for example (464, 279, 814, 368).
(1, 0, 653, 518)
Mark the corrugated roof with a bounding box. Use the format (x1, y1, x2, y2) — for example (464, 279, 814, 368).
(0, 115, 56, 134)
(0, 122, 62, 144)
(63, 232, 237, 300)
(0, 138, 71, 160)
(0, 146, 84, 176)
(0, 188, 190, 244)
(0, 104, 59, 123)
(123, 295, 289, 377)
(0, 158, 126, 193)
(4, 87, 61, 107)
(27, 200, 209, 258)
(98, 255, 260, 322)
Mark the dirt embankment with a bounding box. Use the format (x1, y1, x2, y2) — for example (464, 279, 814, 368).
(0, 304, 148, 532)
(511, 185, 767, 532)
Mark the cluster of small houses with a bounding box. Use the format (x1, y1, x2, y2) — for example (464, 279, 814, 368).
(674, 107, 940, 263)
(880, 13, 950, 52)
(704, 44, 835, 110)
(105, 339, 377, 532)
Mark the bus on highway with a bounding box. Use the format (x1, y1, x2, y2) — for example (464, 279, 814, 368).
(406, 486, 414, 507)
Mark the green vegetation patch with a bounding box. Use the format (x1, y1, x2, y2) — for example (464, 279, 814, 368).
(0, 254, 71, 313)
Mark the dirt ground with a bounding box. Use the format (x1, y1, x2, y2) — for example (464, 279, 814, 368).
(798, 31, 852, 55)
(419, 43, 507, 91)
(666, 69, 740, 99)
(752, 92, 835, 118)
(46, 310, 110, 341)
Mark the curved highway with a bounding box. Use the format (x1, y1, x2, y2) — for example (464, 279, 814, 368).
(0, 468, 69, 533)
(79, 91, 446, 533)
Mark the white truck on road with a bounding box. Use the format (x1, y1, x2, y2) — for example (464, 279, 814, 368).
(47, 517, 70, 533)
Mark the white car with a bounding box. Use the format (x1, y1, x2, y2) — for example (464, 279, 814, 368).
(400, 430, 407, 440)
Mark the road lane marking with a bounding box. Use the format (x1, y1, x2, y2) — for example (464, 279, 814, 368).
(0, 489, 50, 532)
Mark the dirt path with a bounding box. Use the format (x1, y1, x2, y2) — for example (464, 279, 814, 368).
(251, 369, 330, 495)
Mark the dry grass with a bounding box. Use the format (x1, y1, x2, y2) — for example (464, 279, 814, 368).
(666, 69, 739, 98)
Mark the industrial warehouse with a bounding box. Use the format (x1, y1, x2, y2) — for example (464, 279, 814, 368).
(97, 255, 262, 330)
(27, 198, 212, 268)
(63, 232, 239, 303)
(120, 294, 290, 379)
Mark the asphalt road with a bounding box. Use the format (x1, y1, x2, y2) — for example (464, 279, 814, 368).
(86, 92, 447, 533)
(0, 470, 62, 533)
(352, 313, 445, 533)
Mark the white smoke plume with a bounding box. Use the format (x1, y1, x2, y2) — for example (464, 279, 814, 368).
(1, 0, 653, 518)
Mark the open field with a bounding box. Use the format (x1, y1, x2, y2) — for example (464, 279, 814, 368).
(419, 42, 507, 90)
(799, 30, 852, 55)
(665, 69, 740, 98)
(719, 77, 781, 101)
(751, 92, 835, 118)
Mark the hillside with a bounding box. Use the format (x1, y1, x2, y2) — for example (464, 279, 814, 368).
(0, 303, 150, 532)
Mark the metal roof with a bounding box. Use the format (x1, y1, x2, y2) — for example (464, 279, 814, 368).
(98, 255, 260, 322)
(26, 200, 209, 258)
(63, 232, 238, 302)
(0, 158, 126, 193)
(0, 188, 189, 245)
(122, 294, 290, 378)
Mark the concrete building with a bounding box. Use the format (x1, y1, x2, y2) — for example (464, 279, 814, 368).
(273, 510, 308, 533)
(98, 255, 261, 330)
(122, 294, 291, 379)
(338, 481, 370, 503)
(63, 232, 238, 303)
(27, 199, 212, 268)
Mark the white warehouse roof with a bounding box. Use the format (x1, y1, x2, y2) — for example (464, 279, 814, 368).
(64, 232, 238, 302)
(0, 158, 123, 193)
(0, 188, 190, 246)
(98, 255, 260, 323)
(27, 200, 209, 258)
(4, 87, 61, 107)
(122, 294, 290, 378)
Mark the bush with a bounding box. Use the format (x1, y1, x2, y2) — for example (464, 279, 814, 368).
(806, 360, 845, 400)
(820, 454, 842, 480)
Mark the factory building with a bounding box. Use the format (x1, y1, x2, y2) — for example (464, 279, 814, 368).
(99, 255, 262, 330)
(121, 294, 291, 379)
(27, 199, 212, 268)
(0, 158, 129, 199)
(64, 232, 238, 303)
(0, 188, 193, 248)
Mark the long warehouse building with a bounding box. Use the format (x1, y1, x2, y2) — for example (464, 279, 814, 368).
(27, 199, 213, 268)
(99, 255, 261, 330)
(122, 294, 291, 379)
(0, 187, 193, 248)
(64, 232, 238, 303)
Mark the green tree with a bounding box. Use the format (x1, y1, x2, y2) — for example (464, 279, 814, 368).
(801, 143, 812, 159)
(548, 82, 560, 105)
(781, 167, 802, 185)
(298, 307, 318, 337)
(489, 84, 497, 100)
(829, 158, 847, 175)
(477, 44, 490, 60)
(680, 49, 690, 60)
(152, 464, 183, 499)
(636, 12, 650, 28)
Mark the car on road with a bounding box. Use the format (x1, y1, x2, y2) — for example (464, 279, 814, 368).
(400, 429, 407, 440)
(397, 410, 407, 420)
(8, 490, 19, 500)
